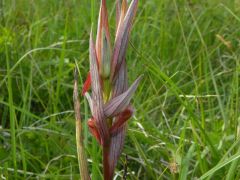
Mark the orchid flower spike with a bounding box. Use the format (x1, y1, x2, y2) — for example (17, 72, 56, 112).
(82, 0, 141, 179)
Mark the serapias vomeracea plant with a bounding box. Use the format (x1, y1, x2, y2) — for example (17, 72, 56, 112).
(82, 0, 142, 179)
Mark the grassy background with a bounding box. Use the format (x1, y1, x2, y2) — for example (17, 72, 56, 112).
(0, 0, 240, 179)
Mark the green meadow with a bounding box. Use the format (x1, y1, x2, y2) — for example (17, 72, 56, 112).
(0, 0, 240, 179)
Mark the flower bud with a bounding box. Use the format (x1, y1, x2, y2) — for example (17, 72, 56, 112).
(100, 29, 111, 79)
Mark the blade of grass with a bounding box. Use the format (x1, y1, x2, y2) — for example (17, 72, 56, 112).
(6, 44, 17, 178)
(54, 11, 69, 123)
(173, 1, 207, 172)
(179, 144, 195, 180)
(129, 131, 155, 179)
(226, 153, 239, 180)
(187, 5, 227, 130)
(5, 45, 17, 179)
(200, 151, 240, 179)
(147, 61, 218, 157)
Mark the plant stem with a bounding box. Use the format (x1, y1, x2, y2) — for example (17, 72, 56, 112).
(73, 68, 90, 180)
(103, 145, 111, 180)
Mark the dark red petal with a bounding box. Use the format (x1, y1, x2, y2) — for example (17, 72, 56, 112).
(110, 107, 133, 135)
(82, 72, 91, 95)
(88, 118, 102, 145)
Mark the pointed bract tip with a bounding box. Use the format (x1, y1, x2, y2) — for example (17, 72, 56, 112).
(111, 0, 139, 81)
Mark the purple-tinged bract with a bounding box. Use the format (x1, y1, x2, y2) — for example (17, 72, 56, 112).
(83, 0, 141, 179)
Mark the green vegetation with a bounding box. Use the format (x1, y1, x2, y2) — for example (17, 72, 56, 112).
(0, 0, 240, 179)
